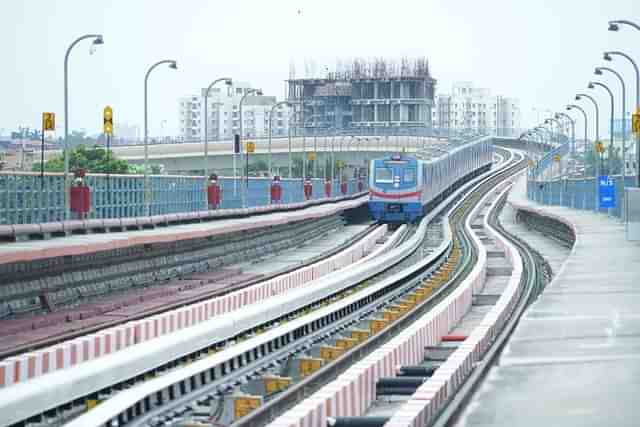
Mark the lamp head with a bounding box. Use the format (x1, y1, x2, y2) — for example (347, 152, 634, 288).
(575, 95, 581, 101)
(224, 78, 233, 86)
(594, 68, 603, 75)
(608, 22, 620, 32)
(256, 89, 263, 96)
(588, 82, 595, 89)
(169, 61, 178, 70)
(603, 52, 612, 61)
(92, 35, 104, 45)
(555, 113, 560, 119)
(566, 106, 572, 111)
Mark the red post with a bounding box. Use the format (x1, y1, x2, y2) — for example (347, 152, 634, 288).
(270, 176, 282, 203)
(303, 179, 313, 200)
(340, 180, 348, 195)
(324, 179, 332, 198)
(70, 174, 91, 219)
(207, 183, 221, 209)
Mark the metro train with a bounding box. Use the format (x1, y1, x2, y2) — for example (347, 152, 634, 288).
(368, 138, 494, 222)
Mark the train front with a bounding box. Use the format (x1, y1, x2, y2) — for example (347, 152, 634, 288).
(368, 154, 422, 222)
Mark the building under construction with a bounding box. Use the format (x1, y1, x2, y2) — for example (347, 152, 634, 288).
(286, 57, 436, 133)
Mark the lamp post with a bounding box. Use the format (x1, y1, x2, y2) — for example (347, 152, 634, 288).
(239, 88, 263, 208)
(588, 81, 615, 175)
(566, 104, 588, 159)
(545, 118, 564, 145)
(605, 50, 640, 187)
(556, 112, 575, 153)
(63, 34, 104, 219)
(203, 77, 232, 188)
(268, 101, 290, 175)
(576, 93, 601, 212)
(144, 59, 177, 215)
(596, 67, 626, 180)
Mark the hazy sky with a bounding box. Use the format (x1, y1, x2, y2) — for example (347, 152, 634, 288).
(1, 0, 638, 137)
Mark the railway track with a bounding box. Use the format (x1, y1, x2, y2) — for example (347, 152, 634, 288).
(36, 149, 525, 427)
(0, 214, 377, 359)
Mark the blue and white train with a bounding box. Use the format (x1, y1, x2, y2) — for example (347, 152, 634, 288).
(368, 138, 494, 222)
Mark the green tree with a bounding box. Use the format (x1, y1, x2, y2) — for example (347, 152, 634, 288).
(33, 144, 131, 174)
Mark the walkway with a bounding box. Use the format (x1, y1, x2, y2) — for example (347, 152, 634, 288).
(454, 174, 640, 427)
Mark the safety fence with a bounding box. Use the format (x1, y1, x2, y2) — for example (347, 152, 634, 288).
(525, 138, 637, 219)
(0, 173, 363, 225)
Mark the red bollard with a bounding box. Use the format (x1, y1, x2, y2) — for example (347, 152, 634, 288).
(270, 176, 282, 203)
(357, 180, 364, 192)
(303, 179, 313, 200)
(324, 179, 332, 198)
(207, 183, 221, 209)
(70, 185, 91, 219)
(340, 181, 348, 195)
(207, 174, 222, 209)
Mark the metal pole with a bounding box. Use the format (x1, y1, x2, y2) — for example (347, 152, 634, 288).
(567, 105, 588, 161)
(239, 88, 259, 208)
(577, 93, 600, 211)
(204, 77, 232, 203)
(590, 82, 615, 175)
(268, 101, 290, 175)
(606, 50, 640, 187)
(144, 59, 177, 215)
(63, 34, 103, 219)
(597, 67, 626, 179)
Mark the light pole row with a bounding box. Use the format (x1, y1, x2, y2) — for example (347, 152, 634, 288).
(527, 19, 640, 213)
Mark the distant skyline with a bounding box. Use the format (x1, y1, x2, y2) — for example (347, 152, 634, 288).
(1, 0, 638, 138)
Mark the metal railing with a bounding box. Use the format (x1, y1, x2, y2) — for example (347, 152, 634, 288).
(0, 172, 363, 225)
(525, 136, 637, 218)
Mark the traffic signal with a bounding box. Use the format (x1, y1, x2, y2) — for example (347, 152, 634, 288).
(234, 134, 240, 153)
(103, 106, 113, 136)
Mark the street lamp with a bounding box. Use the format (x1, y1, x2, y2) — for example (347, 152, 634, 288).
(268, 101, 290, 175)
(239, 88, 263, 207)
(544, 118, 563, 145)
(144, 59, 177, 215)
(596, 67, 627, 183)
(566, 104, 588, 157)
(605, 50, 640, 187)
(555, 112, 575, 157)
(576, 93, 603, 212)
(203, 77, 232, 187)
(588, 81, 616, 174)
(63, 33, 104, 219)
(608, 19, 640, 32)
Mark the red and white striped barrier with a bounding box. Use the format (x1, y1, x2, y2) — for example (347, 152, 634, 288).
(266, 181, 510, 427)
(385, 182, 524, 427)
(0, 225, 387, 389)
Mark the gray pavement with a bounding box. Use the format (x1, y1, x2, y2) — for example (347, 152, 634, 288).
(237, 225, 371, 275)
(454, 174, 640, 427)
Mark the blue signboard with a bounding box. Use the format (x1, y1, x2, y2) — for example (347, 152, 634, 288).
(599, 175, 616, 208)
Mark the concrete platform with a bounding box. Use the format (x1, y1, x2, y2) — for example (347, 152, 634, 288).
(0, 196, 367, 265)
(454, 174, 640, 427)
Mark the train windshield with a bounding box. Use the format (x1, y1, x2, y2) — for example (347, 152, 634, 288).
(375, 167, 393, 183)
(403, 168, 416, 184)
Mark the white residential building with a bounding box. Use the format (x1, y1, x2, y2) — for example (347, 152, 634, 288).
(432, 81, 521, 137)
(179, 82, 290, 142)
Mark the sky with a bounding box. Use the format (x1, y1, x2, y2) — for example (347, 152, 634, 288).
(0, 0, 638, 138)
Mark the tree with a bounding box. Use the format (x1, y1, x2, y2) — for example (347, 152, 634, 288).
(33, 144, 131, 174)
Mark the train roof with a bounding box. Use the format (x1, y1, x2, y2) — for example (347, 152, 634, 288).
(377, 136, 489, 164)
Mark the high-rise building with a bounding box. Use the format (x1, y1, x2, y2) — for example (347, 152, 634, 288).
(287, 57, 436, 134)
(179, 82, 290, 141)
(432, 81, 521, 136)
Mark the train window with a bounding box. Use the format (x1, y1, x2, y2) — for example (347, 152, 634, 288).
(404, 168, 416, 183)
(375, 167, 393, 183)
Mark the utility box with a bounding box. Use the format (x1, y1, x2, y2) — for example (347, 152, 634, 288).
(625, 187, 640, 241)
